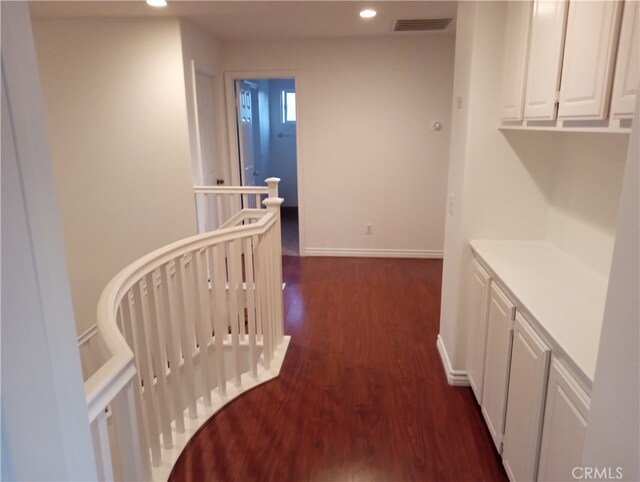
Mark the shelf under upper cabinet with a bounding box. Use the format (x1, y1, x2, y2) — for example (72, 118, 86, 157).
(470, 239, 608, 388)
(499, 118, 632, 134)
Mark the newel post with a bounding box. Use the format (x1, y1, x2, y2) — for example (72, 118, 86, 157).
(262, 196, 285, 345)
(265, 177, 281, 199)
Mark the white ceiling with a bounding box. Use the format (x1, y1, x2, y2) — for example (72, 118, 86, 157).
(29, 1, 457, 41)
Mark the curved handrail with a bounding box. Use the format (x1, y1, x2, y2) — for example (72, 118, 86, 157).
(84, 209, 277, 422)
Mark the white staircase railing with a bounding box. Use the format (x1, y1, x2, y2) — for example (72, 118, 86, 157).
(193, 177, 280, 232)
(84, 179, 289, 481)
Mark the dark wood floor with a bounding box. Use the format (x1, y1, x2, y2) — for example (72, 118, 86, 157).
(169, 257, 507, 482)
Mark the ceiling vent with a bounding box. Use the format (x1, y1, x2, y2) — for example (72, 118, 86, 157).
(393, 18, 453, 32)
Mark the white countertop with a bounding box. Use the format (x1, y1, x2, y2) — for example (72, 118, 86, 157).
(470, 239, 609, 385)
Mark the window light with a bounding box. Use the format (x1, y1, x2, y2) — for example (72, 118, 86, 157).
(146, 0, 167, 7)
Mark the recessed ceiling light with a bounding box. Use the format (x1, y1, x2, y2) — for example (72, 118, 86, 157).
(360, 9, 377, 19)
(146, 0, 167, 7)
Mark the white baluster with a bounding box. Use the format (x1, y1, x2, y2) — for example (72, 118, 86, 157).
(144, 273, 173, 449)
(111, 380, 152, 482)
(210, 244, 228, 395)
(91, 409, 113, 482)
(131, 283, 162, 466)
(174, 256, 198, 419)
(216, 195, 223, 228)
(121, 296, 154, 462)
(256, 231, 271, 370)
(264, 197, 285, 346)
(193, 250, 214, 407)
(159, 264, 185, 433)
(227, 239, 243, 386)
(244, 236, 259, 379)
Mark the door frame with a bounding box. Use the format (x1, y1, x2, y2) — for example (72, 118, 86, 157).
(190, 60, 228, 186)
(224, 70, 306, 255)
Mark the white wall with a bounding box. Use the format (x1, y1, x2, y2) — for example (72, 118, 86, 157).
(222, 35, 455, 256)
(32, 18, 197, 335)
(255, 79, 271, 183)
(268, 78, 298, 207)
(546, 133, 628, 277)
(179, 19, 226, 184)
(581, 105, 639, 481)
(1, 4, 97, 479)
(440, 2, 550, 371)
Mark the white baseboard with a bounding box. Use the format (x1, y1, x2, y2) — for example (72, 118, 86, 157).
(436, 334, 470, 386)
(303, 247, 444, 259)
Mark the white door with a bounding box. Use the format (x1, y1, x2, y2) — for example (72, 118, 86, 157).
(466, 259, 492, 404)
(537, 359, 590, 482)
(481, 283, 516, 452)
(610, 0, 639, 119)
(195, 73, 220, 231)
(558, 0, 623, 119)
(236, 80, 257, 187)
(196, 73, 219, 186)
(523, 0, 569, 120)
(499, 1, 533, 121)
(502, 315, 550, 482)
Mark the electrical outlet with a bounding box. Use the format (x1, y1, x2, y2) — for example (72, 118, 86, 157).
(366, 224, 373, 235)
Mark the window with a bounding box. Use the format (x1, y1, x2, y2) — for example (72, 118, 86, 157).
(281, 90, 296, 123)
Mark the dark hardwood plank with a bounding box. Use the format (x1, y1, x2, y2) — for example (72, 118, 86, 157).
(169, 257, 507, 482)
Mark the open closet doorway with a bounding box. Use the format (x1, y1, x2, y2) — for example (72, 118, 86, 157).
(233, 77, 300, 256)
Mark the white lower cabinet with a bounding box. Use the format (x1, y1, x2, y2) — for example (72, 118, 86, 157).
(466, 259, 492, 403)
(537, 359, 590, 482)
(502, 315, 551, 482)
(481, 283, 516, 452)
(467, 253, 593, 481)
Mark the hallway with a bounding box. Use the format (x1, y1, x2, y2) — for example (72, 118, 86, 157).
(169, 257, 507, 481)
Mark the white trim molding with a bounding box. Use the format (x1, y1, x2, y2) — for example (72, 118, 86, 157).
(304, 248, 444, 259)
(436, 334, 470, 386)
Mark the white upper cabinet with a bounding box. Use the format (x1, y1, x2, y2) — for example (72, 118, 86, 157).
(523, 1, 568, 120)
(558, 1, 623, 119)
(499, 2, 533, 121)
(610, 1, 639, 119)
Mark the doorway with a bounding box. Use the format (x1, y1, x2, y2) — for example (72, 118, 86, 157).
(233, 77, 300, 256)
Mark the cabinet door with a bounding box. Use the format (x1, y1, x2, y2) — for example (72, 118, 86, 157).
(466, 258, 492, 403)
(610, 0, 639, 119)
(558, 1, 623, 119)
(502, 315, 551, 482)
(481, 283, 516, 452)
(524, 0, 568, 120)
(499, 1, 533, 121)
(537, 359, 590, 482)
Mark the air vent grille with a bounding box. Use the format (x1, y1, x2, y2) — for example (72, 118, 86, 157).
(394, 18, 453, 32)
